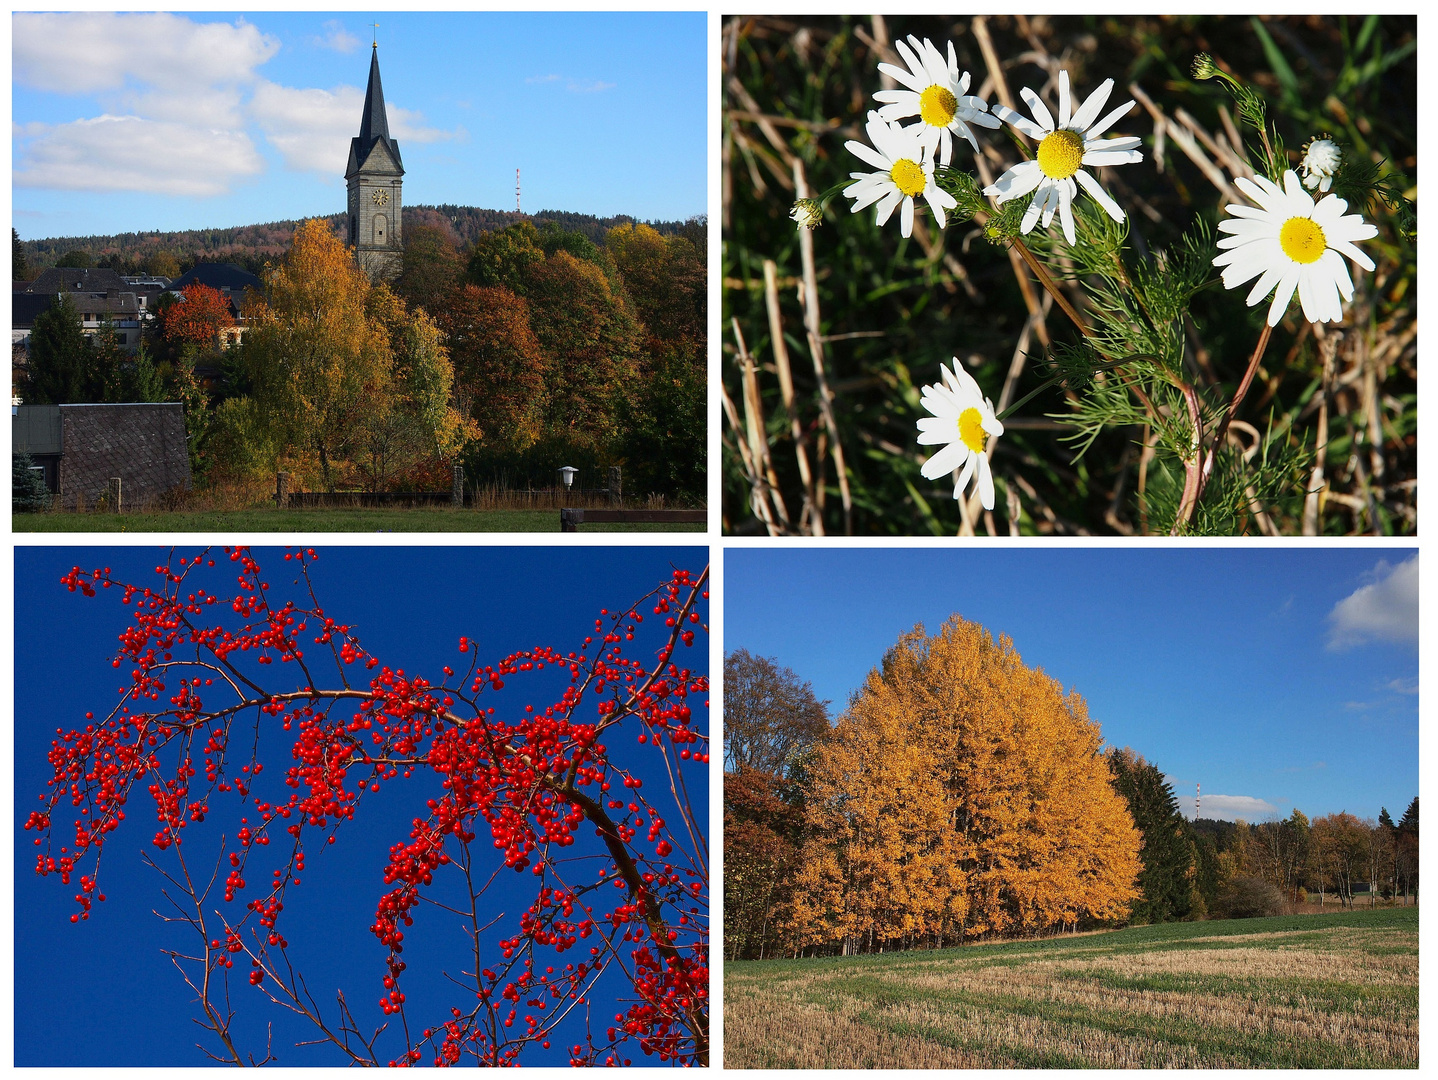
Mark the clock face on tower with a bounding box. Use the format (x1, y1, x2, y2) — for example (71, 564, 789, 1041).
(372, 189, 389, 206)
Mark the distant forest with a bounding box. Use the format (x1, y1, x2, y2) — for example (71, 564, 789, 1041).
(16, 205, 703, 278)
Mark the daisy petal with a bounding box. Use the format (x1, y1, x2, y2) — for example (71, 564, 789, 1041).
(1069, 77, 1115, 132)
(1019, 86, 1055, 132)
(1074, 168, 1125, 223)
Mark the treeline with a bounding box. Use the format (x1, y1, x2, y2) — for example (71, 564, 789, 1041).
(20, 215, 706, 500)
(15, 206, 702, 280)
(724, 628, 1419, 961)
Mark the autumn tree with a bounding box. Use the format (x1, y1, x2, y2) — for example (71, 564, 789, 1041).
(1105, 748, 1198, 923)
(158, 283, 234, 353)
(788, 618, 1142, 953)
(523, 250, 642, 456)
(606, 223, 705, 349)
(722, 650, 827, 959)
(1309, 813, 1372, 907)
(352, 284, 473, 491)
(723, 770, 805, 961)
(436, 285, 547, 456)
(723, 650, 828, 777)
(240, 220, 393, 489)
(394, 224, 462, 315)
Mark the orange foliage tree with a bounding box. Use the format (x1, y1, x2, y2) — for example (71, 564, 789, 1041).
(436, 284, 547, 455)
(789, 617, 1142, 953)
(159, 282, 234, 351)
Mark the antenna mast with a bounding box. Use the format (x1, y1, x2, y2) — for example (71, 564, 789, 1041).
(516, 169, 521, 213)
(1196, 782, 1201, 821)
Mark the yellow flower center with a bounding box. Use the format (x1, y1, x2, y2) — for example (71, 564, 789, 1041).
(957, 407, 987, 453)
(1278, 216, 1327, 264)
(1036, 128, 1085, 180)
(919, 84, 959, 128)
(889, 158, 927, 198)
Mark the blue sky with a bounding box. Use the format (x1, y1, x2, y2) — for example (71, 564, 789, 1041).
(724, 547, 1417, 823)
(14, 545, 709, 1067)
(12, 11, 707, 240)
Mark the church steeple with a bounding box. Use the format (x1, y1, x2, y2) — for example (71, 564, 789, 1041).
(345, 42, 404, 281)
(350, 44, 404, 175)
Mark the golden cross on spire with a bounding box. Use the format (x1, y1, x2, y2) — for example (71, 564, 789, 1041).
(371, 22, 379, 47)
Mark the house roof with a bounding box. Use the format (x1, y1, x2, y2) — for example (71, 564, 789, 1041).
(19, 267, 129, 294)
(11, 293, 55, 328)
(171, 263, 263, 294)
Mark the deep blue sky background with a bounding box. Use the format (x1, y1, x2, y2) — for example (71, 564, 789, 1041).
(13, 11, 707, 238)
(15, 545, 709, 1067)
(724, 547, 1417, 823)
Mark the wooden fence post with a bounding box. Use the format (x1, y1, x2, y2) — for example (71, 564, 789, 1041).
(275, 471, 290, 509)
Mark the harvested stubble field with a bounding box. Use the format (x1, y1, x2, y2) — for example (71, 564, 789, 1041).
(723, 907, 1416, 1068)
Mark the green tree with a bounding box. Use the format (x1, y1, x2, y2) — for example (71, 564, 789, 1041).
(13, 228, 30, 280)
(465, 221, 545, 295)
(618, 342, 706, 500)
(12, 451, 51, 511)
(26, 293, 99, 404)
(1105, 747, 1198, 923)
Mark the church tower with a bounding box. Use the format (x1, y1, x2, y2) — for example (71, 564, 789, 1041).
(346, 43, 404, 281)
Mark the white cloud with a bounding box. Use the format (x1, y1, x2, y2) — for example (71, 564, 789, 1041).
(13, 12, 278, 94)
(311, 20, 361, 53)
(13, 115, 264, 197)
(1387, 675, 1419, 695)
(525, 74, 563, 85)
(250, 82, 453, 175)
(1327, 554, 1419, 650)
(13, 11, 454, 195)
(1173, 792, 1280, 821)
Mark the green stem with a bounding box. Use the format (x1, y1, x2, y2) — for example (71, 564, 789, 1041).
(995, 354, 1157, 422)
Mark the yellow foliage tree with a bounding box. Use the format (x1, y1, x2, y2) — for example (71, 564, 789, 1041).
(243, 220, 394, 489)
(789, 617, 1142, 952)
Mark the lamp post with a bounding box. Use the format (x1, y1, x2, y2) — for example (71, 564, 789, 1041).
(559, 466, 578, 491)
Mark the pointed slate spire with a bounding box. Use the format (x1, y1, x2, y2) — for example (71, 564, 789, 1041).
(358, 45, 391, 144)
(347, 43, 403, 177)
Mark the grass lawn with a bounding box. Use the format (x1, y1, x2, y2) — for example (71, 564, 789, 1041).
(724, 907, 1418, 1068)
(13, 509, 707, 533)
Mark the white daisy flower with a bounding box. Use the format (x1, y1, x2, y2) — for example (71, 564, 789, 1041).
(844, 112, 958, 238)
(917, 359, 1005, 510)
(1300, 137, 1342, 193)
(873, 35, 1000, 167)
(983, 70, 1143, 246)
(1212, 169, 1378, 326)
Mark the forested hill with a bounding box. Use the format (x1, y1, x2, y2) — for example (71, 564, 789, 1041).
(17, 206, 703, 278)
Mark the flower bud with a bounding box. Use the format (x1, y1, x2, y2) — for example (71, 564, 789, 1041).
(789, 199, 823, 230)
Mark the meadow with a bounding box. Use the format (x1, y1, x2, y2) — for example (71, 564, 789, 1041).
(13, 508, 704, 533)
(723, 907, 1417, 1068)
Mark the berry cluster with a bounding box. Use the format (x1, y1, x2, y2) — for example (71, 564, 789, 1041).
(28, 548, 709, 1066)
